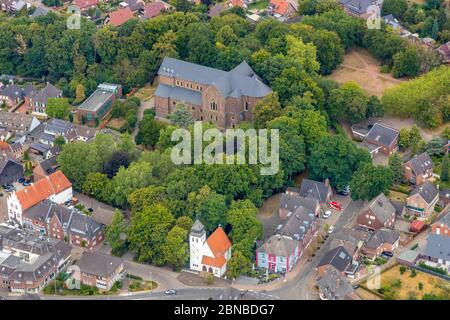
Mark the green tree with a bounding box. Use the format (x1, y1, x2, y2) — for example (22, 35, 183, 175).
(83, 172, 110, 201)
(162, 226, 188, 270)
(169, 103, 194, 128)
(398, 128, 411, 149)
(392, 47, 421, 78)
(309, 135, 371, 190)
(350, 164, 393, 201)
(54, 135, 66, 148)
(382, 0, 408, 18)
(175, 216, 193, 231)
(105, 209, 128, 256)
(128, 204, 174, 265)
(253, 93, 283, 129)
(389, 153, 404, 185)
(328, 82, 368, 123)
(227, 250, 251, 279)
(128, 185, 167, 213)
(135, 115, 163, 148)
(46, 98, 70, 120)
(441, 154, 449, 182)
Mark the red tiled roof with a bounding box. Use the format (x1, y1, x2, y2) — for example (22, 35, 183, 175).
(15, 171, 72, 211)
(229, 0, 245, 7)
(0, 141, 11, 152)
(73, 0, 99, 10)
(206, 227, 231, 257)
(143, 2, 165, 19)
(202, 255, 227, 268)
(269, 0, 290, 15)
(410, 220, 425, 232)
(108, 7, 134, 27)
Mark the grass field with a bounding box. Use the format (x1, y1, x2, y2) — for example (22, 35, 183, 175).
(326, 48, 404, 97)
(134, 85, 155, 102)
(248, 0, 269, 10)
(366, 265, 450, 300)
(106, 118, 127, 131)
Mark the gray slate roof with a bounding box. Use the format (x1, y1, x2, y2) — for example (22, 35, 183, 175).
(77, 251, 122, 278)
(279, 193, 318, 216)
(157, 58, 272, 99)
(258, 234, 297, 257)
(155, 83, 202, 105)
(409, 182, 439, 204)
(436, 211, 450, 227)
(317, 266, 359, 300)
(364, 123, 399, 147)
(365, 228, 400, 250)
(423, 234, 450, 262)
(338, 0, 378, 14)
(28, 82, 62, 105)
(362, 193, 396, 224)
(406, 152, 434, 175)
(278, 206, 316, 241)
(318, 246, 352, 273)
(30, 6, 49, 18)
(299, 178, 331, 203)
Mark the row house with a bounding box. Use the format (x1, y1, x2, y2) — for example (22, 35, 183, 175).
(155, 57, 272, 130)
(7, 170, 73, 225)
(0, 225, 71, 293)
(0, 112, 41, 135)
(256, 206, 317, 273)
(22, 199, 104, 249)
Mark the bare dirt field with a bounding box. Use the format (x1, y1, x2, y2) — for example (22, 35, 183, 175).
(326, 48, 405, 97)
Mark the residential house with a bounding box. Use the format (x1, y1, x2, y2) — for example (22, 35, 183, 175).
(404, 152, 434, 185)
(0, 225, 72, 293)
(363, 122, 399, 157)
(22, 200, 104, 249)
(189, 220, 232, 277)
(317, 266, 361, 300)
(256, 206, 317, 273)
(0, 112, 41, 135)
(0, 154, 23, 185)
(26, 82, 63, 118)
(406, 182, 439, 217)
(119, 0, 144, 12)
(391, 200, 406, 217)
(228, 0, 247, 9)
(439, 189, 450, 207)
(357, 193, 396, 230)
(296, 178, 333, 205)
(73, 251, 125, 291)
(76, 83, 122, 125)
(0, 84, 24, 108)
(437, 41, 450, 63)
(338, 0, 380, 19)
(0, 0, 27, 14)
(279, 192, 320, 219)
(73, 0, 99, 11)
(142, 1, 165, 19)
(421, 234, 450, 273)
(154, 57, 272, 129)
(33, 156, 60, 181)
(7, 170, 73, 225)
(267, 0, 298, 21)
(431, 211, 450, 237)
(0, 141, 24, 160)
(29, 118, 96, 145)
(329, 228, 371, 261)
(105, 7, 135, 27)
(363, 228, 400, 259)
(316, 246, 356, 278)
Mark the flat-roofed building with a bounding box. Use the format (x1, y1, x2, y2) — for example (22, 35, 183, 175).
(76, 83, 122, 125)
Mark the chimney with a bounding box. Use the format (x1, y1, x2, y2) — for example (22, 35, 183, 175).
(377, 200, 383, 207)
(324, 178, 330, 187)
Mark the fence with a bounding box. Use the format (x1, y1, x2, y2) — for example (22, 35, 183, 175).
(412, 265, 450, 281)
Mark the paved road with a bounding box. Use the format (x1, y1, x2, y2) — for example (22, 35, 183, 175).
(269, 199, 364, 300)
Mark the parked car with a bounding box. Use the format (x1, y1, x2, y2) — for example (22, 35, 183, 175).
(381, 251, 393, 258)
(165, 289, 177, 296)
(88, 208, 94, 213)
(327, 226, 335, 234)
(22, 180, 31, 186)
(329, 201, 343, 211)
(322, 210, 332, 219)
(3, 184, 15, 192)
(337, 185, 351, 196)
(18, 178, 25, 184)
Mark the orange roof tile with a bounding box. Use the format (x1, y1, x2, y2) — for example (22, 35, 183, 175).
(202, 255, 227, 268)
(0, 141, 10, 152)
(15, 171, 71, 210)
(108, 7, 134, 27)
(229, 0, 245, 7)
(206, 226, 231, 258)
(270, 0, 290, 15)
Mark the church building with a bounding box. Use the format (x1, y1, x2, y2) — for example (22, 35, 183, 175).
(189, 219, 232, 277)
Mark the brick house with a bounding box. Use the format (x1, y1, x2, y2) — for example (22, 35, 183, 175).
(431, 211, 450, 237)
(154, 57, 272, 130)
(256, 207, 317, 273)
(317, 266, 361, 300)
(362, 228, 400, 259)
(279, 192, 320, 219)
(361, 123, 399, 157)
(26, 82, 63, 118)
(295, 178, 333, 205)
(0, 84, 24, 108)
(316, 246, 353, 278)
(357, 193, 396, 231)
(73, 251, 125, 291)
(406, 182, 439, 218)
(404, 152, 434, 185)
(329, 228, 371, 261)
(22, 200, 104, 249)
(268, 0, 298, 20)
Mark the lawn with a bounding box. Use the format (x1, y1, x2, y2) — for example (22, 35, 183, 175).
(105, 118, 127, 131)
(388, 190, 408, 202)
(133, 85, 155, 102)
(326, 48, 404, 97)
(365, 265, 450, 300)
(248, 0, 269, 10)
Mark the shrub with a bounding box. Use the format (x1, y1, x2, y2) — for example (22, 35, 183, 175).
(418, 282, 423, 290)
(410, 269, 417, 278)
(400, 266, 406, 274)
(380, 65, 391, 73)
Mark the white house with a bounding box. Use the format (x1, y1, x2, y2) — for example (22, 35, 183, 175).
(7, 170, 73, 225)
(189, 220, 232, 277)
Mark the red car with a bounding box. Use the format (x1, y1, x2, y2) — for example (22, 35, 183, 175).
(329, 201, 343, 211)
